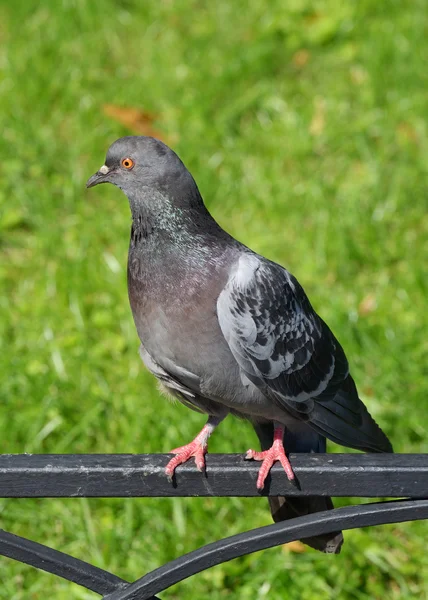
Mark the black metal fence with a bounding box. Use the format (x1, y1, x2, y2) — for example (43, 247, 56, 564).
(1, 454, 427, 599)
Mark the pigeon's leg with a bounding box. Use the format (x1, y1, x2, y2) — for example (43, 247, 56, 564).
(245, 423, 295, 490)
(165, 414, 225, 480)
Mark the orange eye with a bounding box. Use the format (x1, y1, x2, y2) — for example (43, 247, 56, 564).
(121, 157, 134, 169)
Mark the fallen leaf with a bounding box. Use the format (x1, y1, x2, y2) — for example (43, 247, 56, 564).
(358, 293, 377, 316)
(103, 105, 167, 141)
(283, 540, 307, 553)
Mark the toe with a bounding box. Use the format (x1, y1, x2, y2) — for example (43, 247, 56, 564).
(256, 456, 274, 490)
(278, 453, 295, 480)
(194, 448, 206, 472)
(165, 454, 181, 478)
(245, 449, 267, 461)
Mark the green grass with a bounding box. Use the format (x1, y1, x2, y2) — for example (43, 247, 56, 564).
(0, 0, 427, 597)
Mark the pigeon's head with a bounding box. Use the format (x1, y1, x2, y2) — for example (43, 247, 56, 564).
(86, 136, 187, 195)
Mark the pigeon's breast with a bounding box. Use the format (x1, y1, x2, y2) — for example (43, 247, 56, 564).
(127, 245, 232, 370)
(127, 244, 293, 421)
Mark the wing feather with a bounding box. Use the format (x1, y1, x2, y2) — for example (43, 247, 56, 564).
(217, 253, 392, 453)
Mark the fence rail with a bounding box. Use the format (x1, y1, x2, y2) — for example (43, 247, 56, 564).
(1, 453, 427, 497)
(1, 453, 427, 599)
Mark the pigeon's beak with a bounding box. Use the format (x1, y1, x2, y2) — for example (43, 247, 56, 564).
(86, 165, 111, 189)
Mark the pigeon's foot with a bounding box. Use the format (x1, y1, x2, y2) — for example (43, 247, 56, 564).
(245, 424, 294, 490)
(164, 417, 224, 481)
(165, 439, 208, 480)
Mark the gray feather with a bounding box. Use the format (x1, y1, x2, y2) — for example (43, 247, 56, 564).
(217, 254, 392, 453)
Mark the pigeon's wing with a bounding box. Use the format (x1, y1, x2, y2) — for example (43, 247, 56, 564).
(217, 254, 392, 453)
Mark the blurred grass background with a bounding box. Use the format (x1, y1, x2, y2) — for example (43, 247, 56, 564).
(0, 0, 427, 598)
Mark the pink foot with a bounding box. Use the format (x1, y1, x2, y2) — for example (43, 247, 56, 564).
(165, 421, 219, 481)
(165, 440, 207, 480)
(245, 426, 295, 490)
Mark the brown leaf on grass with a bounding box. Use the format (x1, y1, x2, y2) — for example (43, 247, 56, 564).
(283, 540, 307, 553)
(358, 293, 377, 316)
(103, 105, 167, 141)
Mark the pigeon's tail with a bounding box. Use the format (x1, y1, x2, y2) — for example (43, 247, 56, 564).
(253, 422, 344, 554)
(310, 375, 393, 454)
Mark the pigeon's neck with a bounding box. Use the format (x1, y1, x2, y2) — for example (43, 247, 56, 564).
(126, 185, 238, 294)
(127, 187, 228, 251)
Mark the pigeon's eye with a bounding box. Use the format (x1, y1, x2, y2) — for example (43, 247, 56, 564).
(121, 157, 134, 170)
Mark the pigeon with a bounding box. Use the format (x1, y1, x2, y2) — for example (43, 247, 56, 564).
(87, 136, 393, 553)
